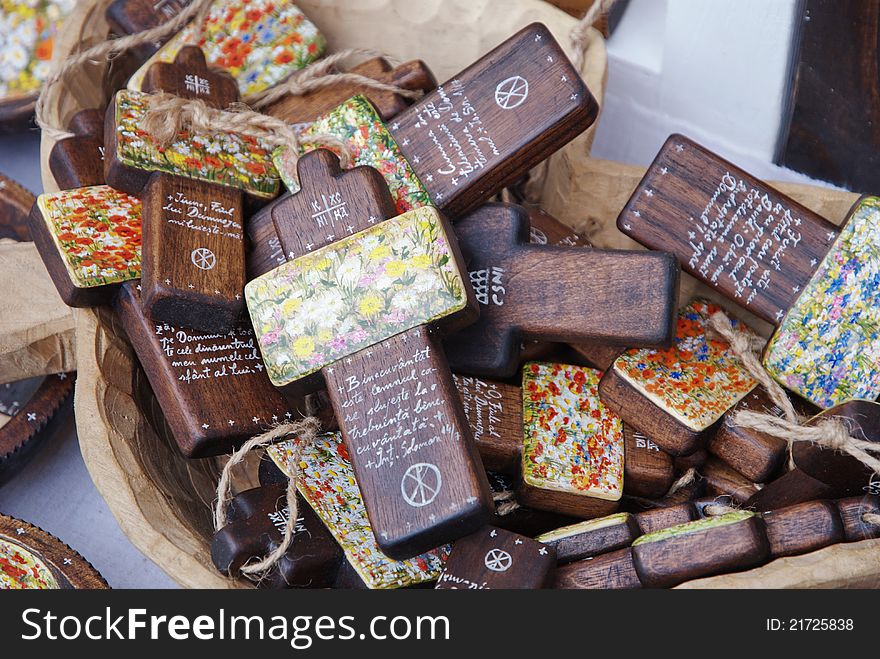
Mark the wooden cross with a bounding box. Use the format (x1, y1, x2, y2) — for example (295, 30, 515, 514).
(247, 23, 597, 276)
(435, 527, 555, 589)
(442, 203, 679, 377)
(536, 513, 641, 565)
(105, 0, 192, 60)
(762, 500, 843, 559)
(211, 484, 343, 588)
(48, 109, 105, 190)
(115, 282, 295, 457)
(619, 135, 880, 409)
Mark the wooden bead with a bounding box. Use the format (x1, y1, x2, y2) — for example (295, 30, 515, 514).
(700, 457, 762, 505)
(536, 513, 641, 564)
(48, 109, 106, 190)
(763, 500, 843, 559)
(631, 511, 770, 588)
(453, 374, 522, 474)
(633, 503, 698, 535)
(623, 425, 675, 499)
(436, 527, 555, 589)
(835, 495, 880, 542)
(553, 548, 643, 589)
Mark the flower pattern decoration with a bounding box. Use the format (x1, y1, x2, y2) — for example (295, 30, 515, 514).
(273, 95, 432, 214)
(127, 0, 324, 96)
(521, 363, 624, 501)
(613, 299, 758, 430)
(0, 538, 58, 589)
(0, 0, 75, 99)
(764, 196, 880, 408)
(246, 207, 467, 386)
(114, 90, 279, 198)
(268, 433, 449, 589)
(36, 185, 142, 288)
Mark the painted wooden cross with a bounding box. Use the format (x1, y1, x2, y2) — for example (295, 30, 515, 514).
(619, 135, 880, 409)
(443, 203, 679, 377)
(48, 109, 106, 190)
(247, 150, 492, 559)
(247, 22, 598, 277)
(105, 46, 260, 332)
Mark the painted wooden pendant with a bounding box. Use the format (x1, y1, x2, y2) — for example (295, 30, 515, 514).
(536, 512, 640, 564)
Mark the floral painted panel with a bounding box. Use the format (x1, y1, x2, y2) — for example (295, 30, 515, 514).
(247, 206, 467, 386)
(36, 185, 142, 288)
(113, 90, 279, 197)
(521, 363, 624, 501)
(764, 196, 880, 408)
(0, 537, 57, 589)
(268, 433, 449, 589)
(273, 95, 432, 214)
(613, 299, 758, 431)
(0, 0, 75, 99)
(127, 0, 324, 96)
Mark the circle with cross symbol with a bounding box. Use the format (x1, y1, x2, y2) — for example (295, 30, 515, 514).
(191, 247, 216, 270)
(400, 463, 442, 508)
(484, 548, 513, 572)
(495, 76, 529, 109)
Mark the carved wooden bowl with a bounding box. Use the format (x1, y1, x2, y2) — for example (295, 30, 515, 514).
(36, 0, 880, 588)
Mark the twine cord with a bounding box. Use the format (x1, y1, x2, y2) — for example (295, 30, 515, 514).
(863, 512, 880, 525)
(492, 489, 521, 516)
(569, 0, 618, 71)
(665, 467, 697, 498)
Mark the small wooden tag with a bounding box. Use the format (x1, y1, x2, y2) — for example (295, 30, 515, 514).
(763, 500, 843, 559)
(536, 513, 640, 564)
(49, 109, 106, 190)
(444, 204, 679, 377)
(435, 527, 555, 589)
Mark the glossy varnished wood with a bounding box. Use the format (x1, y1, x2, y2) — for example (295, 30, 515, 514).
(453, 373, 522, 474)
(763, 500, 843, 559)
(553, 547, 642, 589)
(633, 502, 698, 535)
(444, 203, 679, 377)
(48, 109, 106, 190)
(745, 468, 835, 513)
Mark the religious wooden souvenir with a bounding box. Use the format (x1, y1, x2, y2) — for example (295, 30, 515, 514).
(443, 204, 679, 377)
(435, 526, 554, 589)
(526, 207, 591, 247)
(516, 363, 624, 519)
(105, 0, 191, 60)
(453, 373, 521, 474)
(618, 135, 880, 409)
(536, 513, 641, 564)
(630, 511, 770, 588)
(700, 457, 762, 505)
(0, 0, 75, 130)
(623, 426, 675, 499)
(835, 495, 880, 542)
(0, 514, 108, 589)
(553, 547, 643, 589)
(126, 0, 325, 96)
(211, 484, 343, 588)
(599, 298, 759, 456)
(746, 400, 880, 511)
(632, 502, 698, 535)
(268, 433, 452, 588)
(486, 471, 579, 538)
(266, 57, 437, 125)
(707, 386, 815, 482)
(248, 22, 598, 275)
(762, 500, 843, 559)
(114, 282, 294, 457)
(48, 109, 106, 190)
(28, 185, 142, 307)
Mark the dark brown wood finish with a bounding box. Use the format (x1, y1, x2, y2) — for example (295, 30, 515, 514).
(211, 484, 343, 588)
(516, 477, 620, 520)
(745, 468, 835, 513)
(568, 342, 620, 371)
(631, 513, 770, 588)
(700, 457, 762, 505)
(526, 207, 591, 247)
(674, 448, 708, 472)
(0, 514, 108, 589)
(391, 23, 597, 217)
(618, 134, 839, 326)
(624, 426, 675, 499)
(48, 109, 106, 190)
(444, 203, 679, 377)
(266, 58, 437, 125)
(114, 283, 295, 457)
(435, 526, 555, 589)
(105, 0, 191, 59)
(536, 513, 641, 564)
(452, 374, 522, 474)
(836, 495, 880, 541)
(633, 503, 698, 535)
(763, 500, 843, 559)
(487, 471, 579, 537)
(553, 548, 643, 589)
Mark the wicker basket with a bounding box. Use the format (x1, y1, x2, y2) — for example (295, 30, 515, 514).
(35, 0, 880, 588)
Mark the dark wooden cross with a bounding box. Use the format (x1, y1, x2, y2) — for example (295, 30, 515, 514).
(442, 203, 679, 377)
(105, 0, 192, 60)
(619, 135, 880, 409)
(48, 109, 106, 190)
(435, 526, 555, 589)
(248, 150, 492, 559)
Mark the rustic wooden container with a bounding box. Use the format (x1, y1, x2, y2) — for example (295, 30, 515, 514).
(36, 0, 880, 588)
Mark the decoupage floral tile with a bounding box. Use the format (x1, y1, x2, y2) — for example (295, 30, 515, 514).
(764, 196, 880, 408)
(246, 206, 467, 386)
(127, 0, 324, 96)
(521, 363, 624, 501)
(36, 185, 142, 288)
(0, 537, 57, 589)
(273, 95, 432, 214)
(613, 299, 758, 431)
(113, 90, 279, 197)
(268, 432, 449, 589)
(0, 0, 75, 99)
